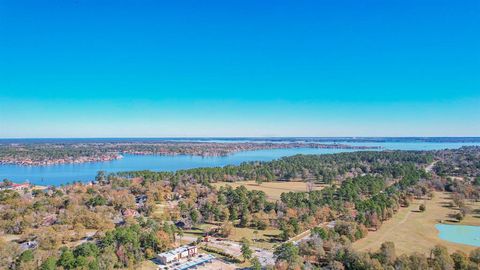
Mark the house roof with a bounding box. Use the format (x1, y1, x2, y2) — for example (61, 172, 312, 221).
(160, 252, 177, 260)
(11, 183, 30, 188)
(157, 245, 196, 258)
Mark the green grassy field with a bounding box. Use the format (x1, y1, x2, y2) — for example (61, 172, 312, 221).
(213, 180, 326, 201)
(353, 192, 480, 255)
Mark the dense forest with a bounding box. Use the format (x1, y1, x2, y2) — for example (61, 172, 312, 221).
(117, 150, 433, 184)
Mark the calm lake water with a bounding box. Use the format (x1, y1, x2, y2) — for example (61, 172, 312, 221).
(436, 224, 480, 247)
(1, 142, 479, 186)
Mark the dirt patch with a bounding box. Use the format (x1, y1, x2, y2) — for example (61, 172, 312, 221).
(196, 259, 237, 270)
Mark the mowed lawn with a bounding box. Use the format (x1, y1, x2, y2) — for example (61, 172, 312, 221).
(353, 192, 480, 255)
(227, 226, 282, 250)
(213, 180, 326, 201)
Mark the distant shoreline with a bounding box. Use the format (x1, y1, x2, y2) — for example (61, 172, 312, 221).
(0, 142, 380, 166)
(1, 136, 480, 144)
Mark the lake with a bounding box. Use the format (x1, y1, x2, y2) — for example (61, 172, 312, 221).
(1, 141, 479, 186)
(436, 224, 480, 247)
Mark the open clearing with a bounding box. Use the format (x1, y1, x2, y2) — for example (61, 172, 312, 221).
(0, 234, 21, 242)
(195, 259, 236, 270)
(181, 222, 281, 250)
(353, 192, 480, 255)
(213, 180, 326, 201)
(139, 260, 157, 270)
(227, 226, 281, 250)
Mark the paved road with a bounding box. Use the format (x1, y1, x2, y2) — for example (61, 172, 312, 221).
(253, 247, 275, 266)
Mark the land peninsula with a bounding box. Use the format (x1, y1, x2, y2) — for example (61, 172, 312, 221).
(0, 141, 379, 166)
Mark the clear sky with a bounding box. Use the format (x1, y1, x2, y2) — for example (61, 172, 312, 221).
(0, 0, 479, 138)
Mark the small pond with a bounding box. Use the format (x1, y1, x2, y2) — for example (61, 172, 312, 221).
(436, 224, 480, 247)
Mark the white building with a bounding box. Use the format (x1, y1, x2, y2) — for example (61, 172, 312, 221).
(158, 251, 177, 265)
(157, 246, 198, 265)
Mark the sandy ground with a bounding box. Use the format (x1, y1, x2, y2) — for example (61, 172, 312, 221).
(0, 234, 21, 242)
(31, 185, 48, 190)
(213, 180, 326, 201)
(353, 192, 480, 255)
(195, 259, 237, 270)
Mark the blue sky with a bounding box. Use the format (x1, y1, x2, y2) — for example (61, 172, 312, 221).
(0, 0, 479, 137)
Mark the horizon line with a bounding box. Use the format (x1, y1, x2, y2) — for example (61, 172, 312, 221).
(1, 136, 480, 139)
